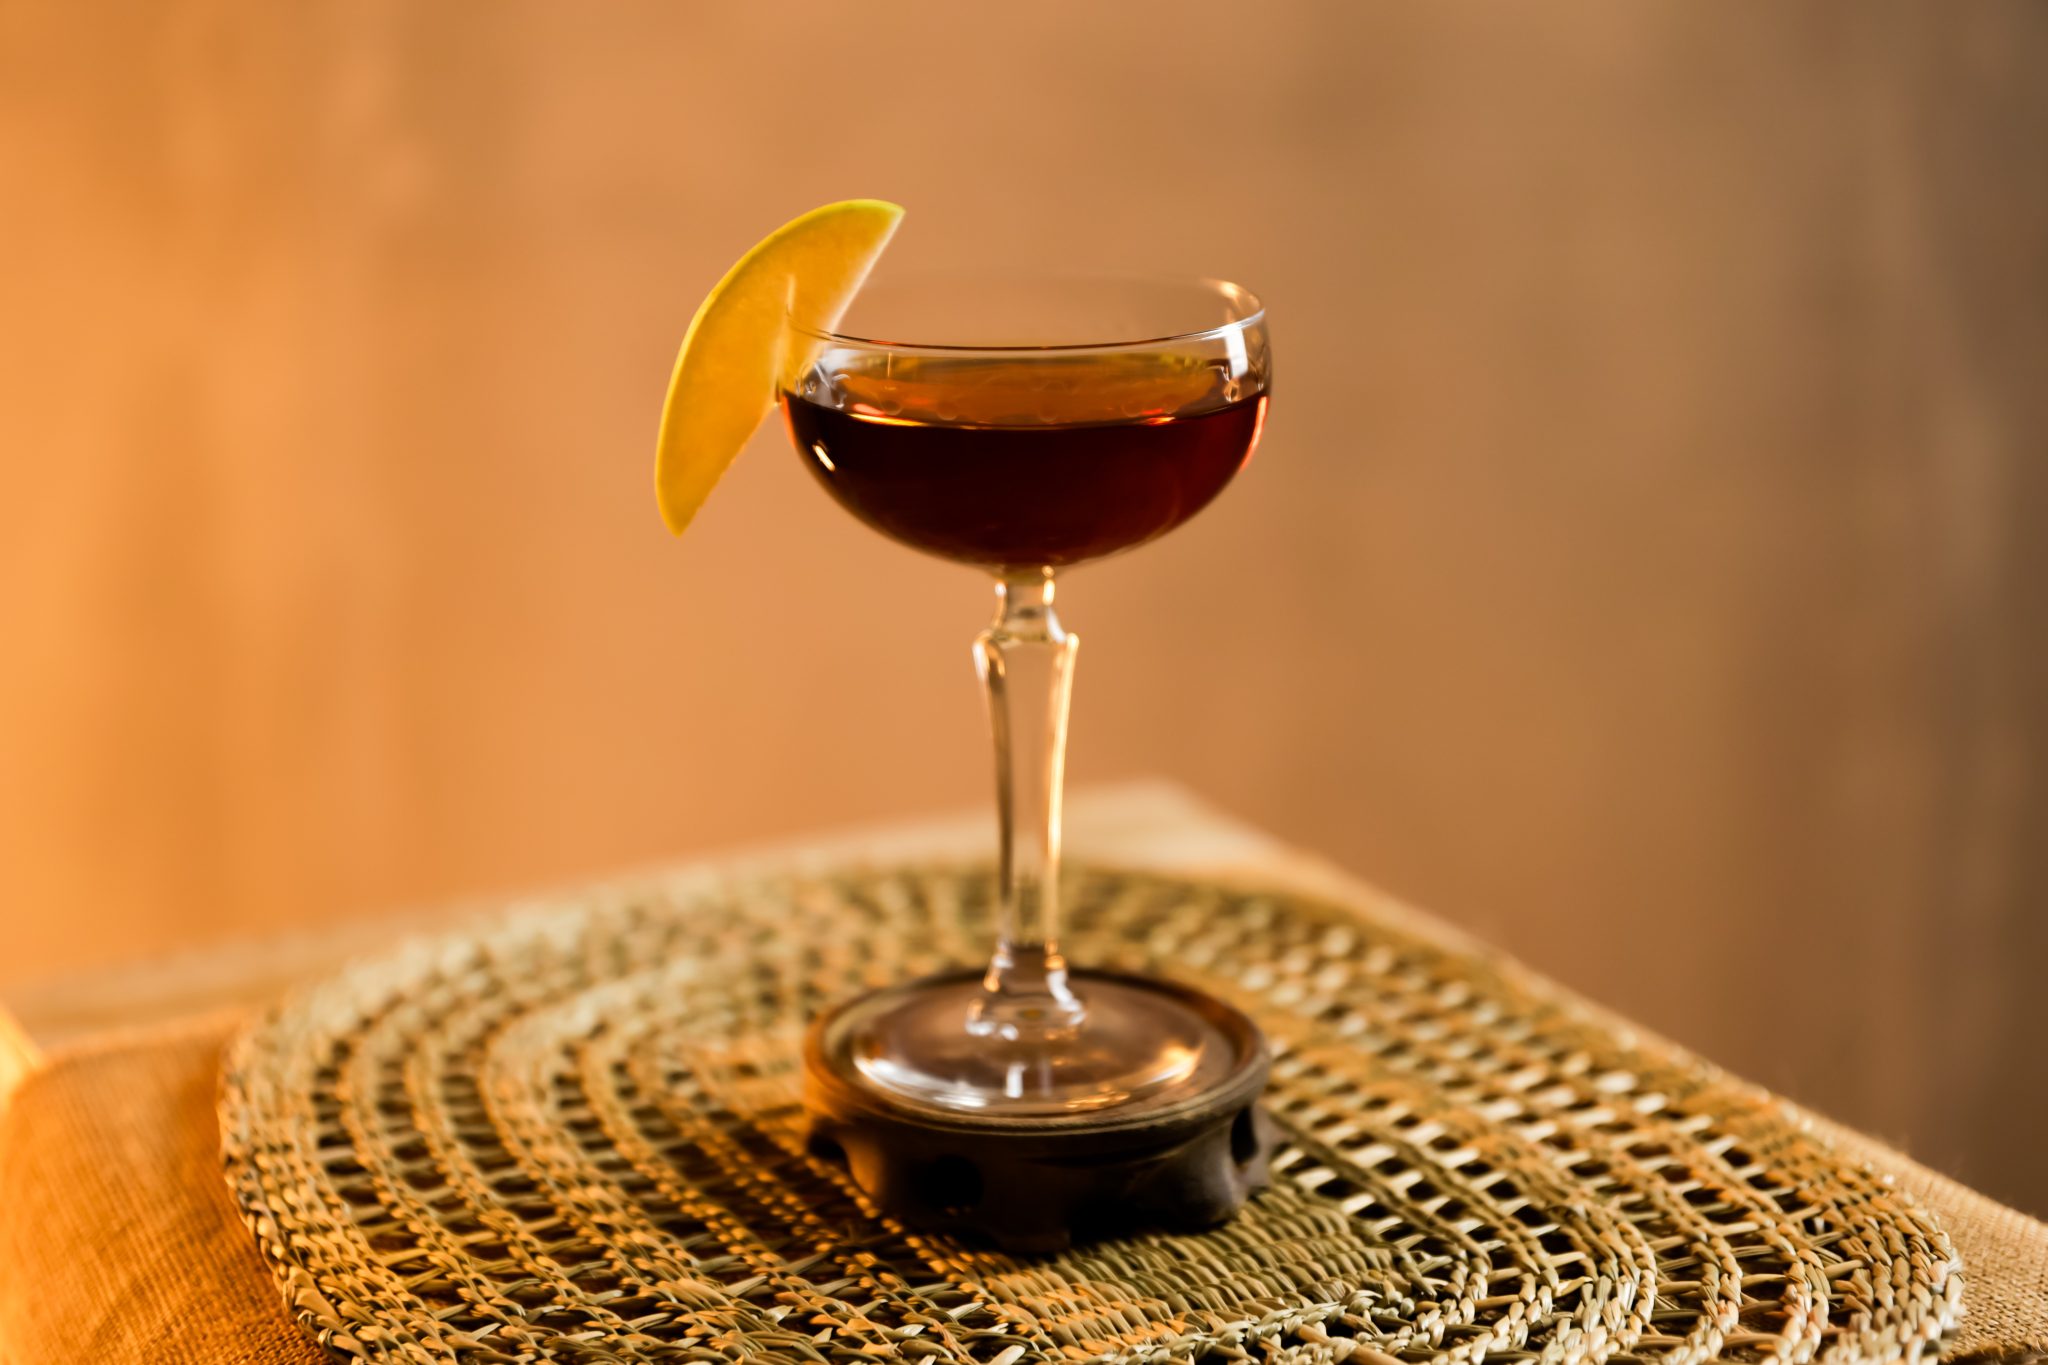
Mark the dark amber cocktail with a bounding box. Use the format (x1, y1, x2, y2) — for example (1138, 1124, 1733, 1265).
(782, 355, 1265, 571)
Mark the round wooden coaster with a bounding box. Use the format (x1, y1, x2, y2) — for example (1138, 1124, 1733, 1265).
(802, 968, 1277, 1253)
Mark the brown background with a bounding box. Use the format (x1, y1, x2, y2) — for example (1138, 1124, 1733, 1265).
(2, 3, 2044, 1212)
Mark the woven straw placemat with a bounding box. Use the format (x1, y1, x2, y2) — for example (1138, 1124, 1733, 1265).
(222, 865, 1963, 1365)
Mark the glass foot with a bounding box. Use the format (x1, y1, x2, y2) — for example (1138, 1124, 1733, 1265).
(818, 968, 1250, 1119)
(802, 967, 1275, 1249)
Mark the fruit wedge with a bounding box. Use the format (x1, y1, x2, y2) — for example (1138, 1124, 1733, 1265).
(654, 199, 904, 535)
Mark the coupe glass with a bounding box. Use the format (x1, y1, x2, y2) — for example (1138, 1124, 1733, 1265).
(782, 274, 1270, 1118)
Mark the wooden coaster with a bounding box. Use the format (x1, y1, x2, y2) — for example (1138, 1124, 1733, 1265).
(802, 968, 1276, 1253)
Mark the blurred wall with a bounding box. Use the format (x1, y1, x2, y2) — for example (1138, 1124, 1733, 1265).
(2, 3, 2043, 1210)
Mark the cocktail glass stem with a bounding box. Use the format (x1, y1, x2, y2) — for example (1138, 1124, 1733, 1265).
(968, 569, 1086, 1040)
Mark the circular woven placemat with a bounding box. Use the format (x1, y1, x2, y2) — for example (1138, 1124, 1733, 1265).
(223, 865, 1961, 1365)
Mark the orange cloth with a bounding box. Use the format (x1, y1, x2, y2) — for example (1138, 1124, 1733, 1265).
(0, 1015, 321, 1365)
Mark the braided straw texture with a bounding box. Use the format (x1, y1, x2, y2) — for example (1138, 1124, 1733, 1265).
(222, 866, 1961, 1365)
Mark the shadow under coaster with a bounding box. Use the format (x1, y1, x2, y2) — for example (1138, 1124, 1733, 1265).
(801, 968, 1277, 1254)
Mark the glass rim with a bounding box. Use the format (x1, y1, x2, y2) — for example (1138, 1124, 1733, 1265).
(788, 272, 1266, 354)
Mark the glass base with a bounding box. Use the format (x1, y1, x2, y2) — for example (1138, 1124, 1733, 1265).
(829, 969, 1243, 1118)
(804, 966, 1274, 1247)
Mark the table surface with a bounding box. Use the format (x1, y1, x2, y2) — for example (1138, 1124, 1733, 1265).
(4, 779, 2043, 1364)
